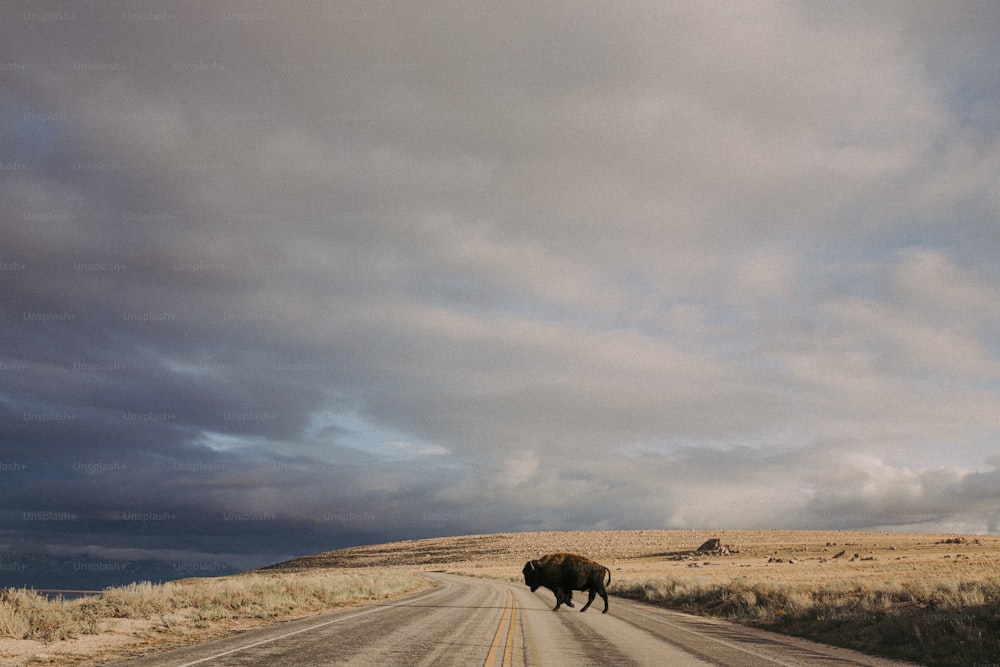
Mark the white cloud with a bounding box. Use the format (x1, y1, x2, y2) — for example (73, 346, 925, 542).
(731, 247, 801, 303)
(384, 441, 449, 458)
(499, 451, 539, 488)
(890, 249, 1000, 322)
(805, 449, 1000, 532)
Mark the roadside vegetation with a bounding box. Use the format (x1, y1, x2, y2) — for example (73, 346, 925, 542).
(612, 574, 1000, 667)
(0, 568, 421, 644)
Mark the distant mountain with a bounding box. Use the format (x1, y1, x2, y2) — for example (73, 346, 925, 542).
(0, 552, 239, 591)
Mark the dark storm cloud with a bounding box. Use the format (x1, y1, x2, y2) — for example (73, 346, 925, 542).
(2, 1, 1000, 580)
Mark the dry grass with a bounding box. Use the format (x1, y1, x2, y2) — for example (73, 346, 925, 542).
(613, 575, 1000, 666)
(0, 568, 422, 666)
(580, 531, 1000, 666)
(0, 588, 103, 642)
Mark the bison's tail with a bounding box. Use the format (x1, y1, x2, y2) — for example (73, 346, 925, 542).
(605, 567, 611, 586)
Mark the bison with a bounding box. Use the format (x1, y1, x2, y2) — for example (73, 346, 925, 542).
(522, 552, 610, 613)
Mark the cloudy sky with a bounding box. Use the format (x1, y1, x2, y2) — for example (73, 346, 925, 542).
(3, 1, 1000, 580)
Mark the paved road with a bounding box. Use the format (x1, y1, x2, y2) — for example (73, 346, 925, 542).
(115, 573, 917, 666)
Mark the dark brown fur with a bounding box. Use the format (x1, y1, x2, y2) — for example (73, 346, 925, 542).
(522, 552, 610, 613)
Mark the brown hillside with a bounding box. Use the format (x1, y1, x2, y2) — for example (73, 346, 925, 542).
(263, 529, 1000, 587)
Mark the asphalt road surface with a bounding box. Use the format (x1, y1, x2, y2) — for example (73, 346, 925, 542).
(115, 573, 917, 666)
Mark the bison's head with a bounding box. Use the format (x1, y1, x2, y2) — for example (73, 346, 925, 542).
(522, 560, 541, 591)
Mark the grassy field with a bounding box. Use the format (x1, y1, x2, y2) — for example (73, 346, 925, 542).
(597, 532, 1000, 666)
(3, 530, 999, 666)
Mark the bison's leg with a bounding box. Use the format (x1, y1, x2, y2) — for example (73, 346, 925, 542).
(599, 586, 609, 613)
(551, 587, 564, 611)
(580, 587, 597, 612)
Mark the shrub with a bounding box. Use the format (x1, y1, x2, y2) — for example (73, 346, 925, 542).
(0, 588, 102, 642)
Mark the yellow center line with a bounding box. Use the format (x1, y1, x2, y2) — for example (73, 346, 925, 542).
(485, 590, 511, 667)
(503, 589, 518, 666)
(484, 589, 517, 667)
